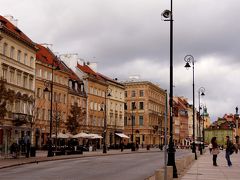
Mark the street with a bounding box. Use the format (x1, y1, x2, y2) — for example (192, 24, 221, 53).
(0, 149, 191, 180)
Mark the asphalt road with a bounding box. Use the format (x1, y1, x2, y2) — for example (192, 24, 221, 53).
(0, 150, 191, 180)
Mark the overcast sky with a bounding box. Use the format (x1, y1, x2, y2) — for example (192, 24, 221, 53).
(1, 0, 240, 121)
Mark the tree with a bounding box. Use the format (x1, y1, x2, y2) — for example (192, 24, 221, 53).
(65, 103, 86, 135)
(0, 78, 15, 122)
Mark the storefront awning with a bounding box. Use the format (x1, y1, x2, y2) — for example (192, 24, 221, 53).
(115, 133, 130, 139)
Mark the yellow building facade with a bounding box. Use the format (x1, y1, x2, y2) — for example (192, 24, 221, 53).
(123, 80, 166, 147)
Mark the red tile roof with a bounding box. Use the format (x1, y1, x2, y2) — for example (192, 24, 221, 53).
(77, 63, 104, 81)
(36, 44, 69, 73)
(0, 16, 35, 47)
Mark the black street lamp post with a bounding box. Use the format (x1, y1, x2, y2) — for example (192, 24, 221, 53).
(202, 105, 206, 149)
(131, 102, 136, 151)
(101, 89, 111, 154)
(198, 87, 205, 155)
(43, 57, 60, 157)
(235, 106, 239, 141)
(162, 0, 178, 177)
(184, 54, 197, 160)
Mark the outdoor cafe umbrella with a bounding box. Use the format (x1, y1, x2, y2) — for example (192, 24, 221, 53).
(88, 134, 103, 139)
(72, 132, 93, 138)
(52, 132, 70, 139)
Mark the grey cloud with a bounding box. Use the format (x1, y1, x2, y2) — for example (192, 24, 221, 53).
(1, 0, 240, 121)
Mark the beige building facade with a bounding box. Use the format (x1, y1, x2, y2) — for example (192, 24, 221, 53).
(97, 74, 125, 148)
(123, 80, 166, 147)
(0, 16, 37, 154)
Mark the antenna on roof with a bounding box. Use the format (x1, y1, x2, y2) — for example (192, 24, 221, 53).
(39, 43, 53, 50)
(59, 53, 78, 58)
(4, 15, 18, 27)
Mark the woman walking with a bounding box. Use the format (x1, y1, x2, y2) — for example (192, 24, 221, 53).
(211, 137, 219, 166)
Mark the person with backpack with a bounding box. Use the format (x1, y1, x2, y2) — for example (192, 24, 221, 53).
(226, 136, 234, 167)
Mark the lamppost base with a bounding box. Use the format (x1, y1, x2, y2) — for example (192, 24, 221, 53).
(167, 144, 178, 178)
(131, 143, 135, 151)
(103, 146, 107, 153)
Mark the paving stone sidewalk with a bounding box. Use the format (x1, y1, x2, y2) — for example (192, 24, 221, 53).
(180, 150, 240, 180)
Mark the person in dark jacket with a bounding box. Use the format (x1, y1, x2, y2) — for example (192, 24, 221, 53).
(226, 136, 233, 167)
(211, 137, 219, 166)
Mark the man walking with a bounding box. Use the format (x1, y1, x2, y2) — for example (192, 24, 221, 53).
(226, 136, 233, 167)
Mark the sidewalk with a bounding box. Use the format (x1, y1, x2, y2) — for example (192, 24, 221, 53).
(0, 148, 160, 169)
(180, 150, 240, 180)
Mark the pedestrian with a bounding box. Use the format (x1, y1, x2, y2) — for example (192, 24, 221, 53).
(226, 135, 234, 167)
(211, 137, 219, 166)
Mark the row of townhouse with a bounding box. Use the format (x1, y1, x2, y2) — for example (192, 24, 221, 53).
(173, 96, 211, 147)
(0, 15, 211, 155)
(0, 15, 126, 154)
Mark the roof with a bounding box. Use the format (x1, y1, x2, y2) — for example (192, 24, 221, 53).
(60, 61, 80, 81)
(97, 73, 124, 87)
(0, 16, 35, 48)
(36, 44, 69, 73)
(76, 63, 104, 81)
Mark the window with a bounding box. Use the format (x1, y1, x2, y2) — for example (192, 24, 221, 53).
(48, 110, 51, 121)
(44, 70, 47, 79)
(17, 50, 21, 62)
(63, 94, 66, 104)
(139, 90, 144, 97)
(131, 90, 136, 97)
(2, 67, 7, 80)
(47, 72, 51, 80)
(90, 102, 93, 110)
(17, 72, 21, 86)
(132, 116, 135, 126)
(90, 87, 93, 94)
(30, 56, 34, 67)
(131, 102, 136, 110)
(37, 88, 41, 98)
(139, 102, 144, 110)
(3, 43, 7, 55)
(10, 46, 15, 59)
(58, 93, 61, 103)
(15, 100, 20, 113)
(39, 68, 42, 77)
(42, 109, 45, 120)
(124, 91, 127, 98)
(23, 76, 28, 88)
(124, 116, 128, 126)
(29, 77, 33, 90)
(10, 70, 15, 83)
(24, 53, 28, 64)
(94, 103, 97, 111)
(139, 115, 144, 126)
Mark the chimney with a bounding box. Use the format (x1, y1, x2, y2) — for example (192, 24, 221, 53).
(4, 15, 18, 27)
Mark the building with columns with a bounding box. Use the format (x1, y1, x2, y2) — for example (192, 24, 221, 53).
(0, 16, 37, 154)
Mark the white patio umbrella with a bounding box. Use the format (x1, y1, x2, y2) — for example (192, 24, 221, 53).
(88, 134, 103, 139)
(52, 132, 70, 139)
(72, 132, 93, 138)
